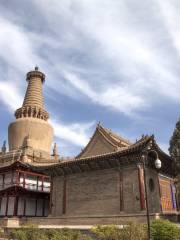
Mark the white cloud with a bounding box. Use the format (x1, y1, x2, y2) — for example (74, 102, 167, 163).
(51, 119, 95, 147)
(0, 16, 39, 71)
(0, 0, 180, 155)
(0, 81, 23, 111)
(30, 0, 180, 115)
(63, 71, 145, 115)
(157, 0, 180, 55)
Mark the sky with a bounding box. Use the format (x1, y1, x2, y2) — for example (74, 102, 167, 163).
(0, 0, 180, 156)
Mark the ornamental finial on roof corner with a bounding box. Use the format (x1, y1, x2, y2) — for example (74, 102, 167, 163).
(97, 121, 101, 127)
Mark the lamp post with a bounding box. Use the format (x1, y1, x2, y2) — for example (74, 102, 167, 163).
(141, 150, 161, 240)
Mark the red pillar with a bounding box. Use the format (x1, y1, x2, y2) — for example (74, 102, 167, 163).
(138, 165, 146, 210)
(35, 198, 38, 217)
(23, 173, 26, 188)
(42, 198, 45, 217)
(119, 171, 124, 211)
(49, 177, 53, 215)
(62, 177, 67, 214)
(13, 196, 19, 216)
(16, 171, 20, 186)
(42, 177, 44, 191)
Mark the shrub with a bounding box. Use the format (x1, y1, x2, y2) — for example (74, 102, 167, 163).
(91, 223, 147, 240)
(9, 229, 28, 240)
(120, 222, 147, 240)
(150, 219, 180, 240)
(46, 228, 82, 240)
(9, 226, 92, 240)
(0, 228, 5, 239)
(91, 224, 121, 240)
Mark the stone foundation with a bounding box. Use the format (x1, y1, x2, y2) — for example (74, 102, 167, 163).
(0, 213, 179, 229)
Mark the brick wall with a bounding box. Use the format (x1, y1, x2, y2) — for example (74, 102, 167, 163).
(123, 167, 141, 213)
(146, 169, 161, 213)
(51, 176, 64, 216)
(51, 165, 161, 217)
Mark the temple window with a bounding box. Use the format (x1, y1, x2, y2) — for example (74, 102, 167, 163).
(25, 175, 37, 190)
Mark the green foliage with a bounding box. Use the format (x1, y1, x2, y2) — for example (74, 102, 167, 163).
(120, 222, 147, 240)
(91, 223, 147, 240)
(8, 225, 92, 240)
(8, 221, 180, 240)
(0, 228, 5, 238)
(9, 229, 27, 240)
(91, 221, 180, 240)
(91, 224, 121, 240)
(45, 228, 83, 240)
(169, 119, 180, 173)
(150, 219, 180, 240)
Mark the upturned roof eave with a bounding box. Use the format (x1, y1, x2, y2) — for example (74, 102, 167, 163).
(76, 124, 132, 159)
(40, 135, 153, 173)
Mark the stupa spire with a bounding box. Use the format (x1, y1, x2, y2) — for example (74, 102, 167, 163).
(15, 67, 49, 121)
(8, 67, 54, 154)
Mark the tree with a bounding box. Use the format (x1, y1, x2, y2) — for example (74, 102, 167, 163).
(169, 119, 180, 173)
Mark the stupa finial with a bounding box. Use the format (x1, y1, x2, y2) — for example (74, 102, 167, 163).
(14, 67, 49, 121)
(35, 66, 39, 71)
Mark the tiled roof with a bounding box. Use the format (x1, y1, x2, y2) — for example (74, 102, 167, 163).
(98, 124, 132, 146)
(35, 134, 159, 171)
(76, 123, 132, 158)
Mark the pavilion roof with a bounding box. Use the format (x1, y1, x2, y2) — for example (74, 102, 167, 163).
(76, 123, 132, 158)
(32, 134, 172, 176)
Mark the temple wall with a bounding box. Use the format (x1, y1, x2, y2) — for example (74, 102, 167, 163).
(146, 169, 161, 213)
(66, 168, 120, 216)
(51, 176, 64, 216)
(123, 167, 141, 213)
(51, 166, 161, 217)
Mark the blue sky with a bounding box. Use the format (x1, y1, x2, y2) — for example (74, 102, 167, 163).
(0, 0, 180, 156)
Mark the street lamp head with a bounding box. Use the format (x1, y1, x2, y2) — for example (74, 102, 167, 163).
(155, 158, 161, 169)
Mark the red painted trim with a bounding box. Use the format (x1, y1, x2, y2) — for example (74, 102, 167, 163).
(62, 177, 67, 214)
(157, 175, 163, 212)
(17, 171, 20, 185)
(42, 198, 45, 217)
(35, 198, 38, 216)
(119, 171, 123, 211)
(36, 176, 39, 190)
(23, 173, 25, 188)
(138, 166, 146, 210)
(42, 177, 44, 191)
(13, 196, 19, 216)
(18, 170, 49, 178)
(49, 177, 53, 215)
